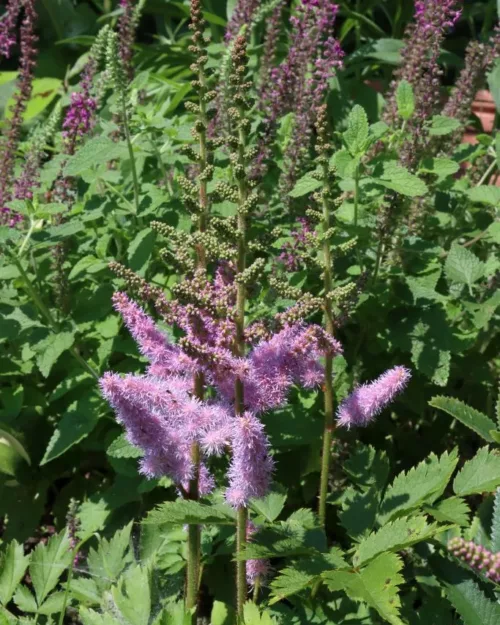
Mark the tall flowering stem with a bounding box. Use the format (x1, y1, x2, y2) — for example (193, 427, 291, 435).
(315, 106, 336, 527)
(228, 34, 252, 619)
(0, 0, 38, 217)
(0, 0, 22, 59)
(184, 0, 215, 612)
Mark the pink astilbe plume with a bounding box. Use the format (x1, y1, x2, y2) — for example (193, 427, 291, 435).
(225, 412, 274, 508)
(337, 366, 411, 428)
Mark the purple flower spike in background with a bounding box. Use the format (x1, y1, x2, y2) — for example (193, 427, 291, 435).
(448, 537, 500, 583)
(337, 366, 411, 428)
(0, 0, 22, 59)
(226, 412, 274, 508)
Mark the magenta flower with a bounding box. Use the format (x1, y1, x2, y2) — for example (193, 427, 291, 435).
(337, 366, 411, 428)
(448, 537, 500, 584)
(246, 520, 270, 586)
(225, 412, 274, 508)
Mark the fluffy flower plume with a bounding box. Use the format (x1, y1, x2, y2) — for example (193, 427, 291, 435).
(100, 371, 231, 494)
(448, 537, 500, 583)
(225, 413, 274, 508)
(337, 366, 411, 428)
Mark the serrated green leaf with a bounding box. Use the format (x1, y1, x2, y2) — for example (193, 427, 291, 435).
(344, 105, 369, 155)
(144, 500, 235, 526)
(0, 541, 30, 605)
(344, 443, 390, 492)
(13, 586, 37, 613)
(429, 396, 496, 443)
(107, 433, 142, 459)
(323, 553, 404, 625)
(445, 243, 485, 291)
(37, 591, 66, 615)
(375, 162, 428, 197)
(67, 577, 101, 606)
(490, 489, 500, 552)
(112, 564, 151, 625)
(420, 157, 460, 182)
(289, 174, 322, 198)
(80, 608, 121, 625)
(339, 487, 378, 541)
(424, 497, 470, 527)
(127, 228, 156, 274)
(87, 522, 133, 592)
(378, 449, 459, 524)
(467, 186, 500, 206)
(354, 516, 445, 566)
(30, 531, 72, 605)
(454, 447, 500, 496)
(250, 491, 287, 522)
(64, 137, 128, 176)
(396, 80, 415, 120)
(330, 149, 356, 178)
(41, 398, 100, 465)
(269, 567, 318, 603)
(430, 553, 500, 625)
(36, 331, 75, 378)
(428, 115, 462, 136)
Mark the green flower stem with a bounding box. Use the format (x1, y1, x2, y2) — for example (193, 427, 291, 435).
(318, 157, 336, 528)
(236, 505, 249, 620)
(121, 97, 141, 215)
(11, 256, 99, 380)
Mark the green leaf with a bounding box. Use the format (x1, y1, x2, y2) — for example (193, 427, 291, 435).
(378, 449, 459, 524)
(429, 396, 496, 443)
(445, 243, 485, 291)
(0, 437, 29, 478)
(36, 331, 75, 378)
(344, 444, 390, 492)
(354, 516, 445, 566)
(431, 554, 500, 625)
(289, 174, 322, 198)
(29, 531, 72, 605)
(13, 586, 37, 613)
(80, 608, 121, 625)
(242, 603, 277, 625)
(128, 228, 156, 274)
(323, 553, 404, 625)
(67, 577, 101, 606)
(87, 522, 133, 591)
(250, 491, 287, 522)
(210, 601, 235, 625)
(396, 80, 415, 120)
(490, 489, 500, 552)
(107, 433, 142, 459)
(331, 149, 356, 178)
(374, 162, 428, 197)
(64, 137, 128, 176)
(0, 541, 30, 605)
(68, 256, 105, 281)
(467, 186, 500, 206)
(343, 105, 369, 156)
(453, 447, 500, 496)
(428, 115, 462, 136)
(144, 500, 235, 526)
(424, 497, 471, 527)
(269, 568, 318, 603)
(112, 565, 151, 625)
(419, 157, 460, 182)
(41, 399, 100, 465)
(339, 487, 378, 541)
(38, 591, 66, 615)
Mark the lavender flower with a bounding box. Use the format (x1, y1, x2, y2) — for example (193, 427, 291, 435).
(117, 0, 138, 81)
(337, 366, 411, 428)
(0, 0, 22, 59)
(226, 0, 261, 42)
(279, 218, 317, 271)
(246, 520, 270, 586)
(448, 537, 500, 584)
(225, 412, 274, 508)
(383, 0, 461, 167)
(0, 0, 38, 221)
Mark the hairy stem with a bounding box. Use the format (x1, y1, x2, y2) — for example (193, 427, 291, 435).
(318, 159, 336, 527)
(236, 506, 249, 619)
(121, 97, 140, 215)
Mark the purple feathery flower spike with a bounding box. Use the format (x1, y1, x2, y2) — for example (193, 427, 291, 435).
(225, 412, 274, 508)
(118, 0, 138, 81)
(337, 366, 411, 428)
(448, 537, 500, 583)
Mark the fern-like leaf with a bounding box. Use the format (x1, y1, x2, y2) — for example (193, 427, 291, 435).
(453, 447, 500, 496)
(429, 396, 496, 442)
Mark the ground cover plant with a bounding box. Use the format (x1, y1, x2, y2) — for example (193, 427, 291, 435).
(0, 0, 500, 623)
